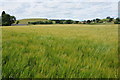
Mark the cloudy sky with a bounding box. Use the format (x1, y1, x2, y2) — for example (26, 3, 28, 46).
(0, 0, 119, 21)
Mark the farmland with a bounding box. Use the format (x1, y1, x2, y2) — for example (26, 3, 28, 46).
(16, 18, 48, 24)
(2, 24, 118, 78)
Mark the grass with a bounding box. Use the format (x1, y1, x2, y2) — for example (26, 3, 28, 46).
(16, 18, 48, 24)
(2, 24, 118, 78)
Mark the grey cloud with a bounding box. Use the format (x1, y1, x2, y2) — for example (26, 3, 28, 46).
(0, 1, 118, 20)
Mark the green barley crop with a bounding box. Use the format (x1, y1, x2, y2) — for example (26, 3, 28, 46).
(2, 24, 118, 78)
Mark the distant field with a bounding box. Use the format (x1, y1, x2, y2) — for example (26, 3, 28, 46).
(2, 24, 118, 78)
(16, 18, 48, 24)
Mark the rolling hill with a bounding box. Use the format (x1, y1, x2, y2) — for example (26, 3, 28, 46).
(16, 18, 49, 24)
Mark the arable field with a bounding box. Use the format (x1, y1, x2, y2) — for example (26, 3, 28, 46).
(16, 18, 48, 24)
(2, 24, 118, 78)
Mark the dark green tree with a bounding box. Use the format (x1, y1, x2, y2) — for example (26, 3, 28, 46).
(2, 14, 11, 26)
(10, 16, 16, 24)
(16, 21, 19, 24)
(92, 19, 96, 23)
(114, 17, 120, 24)
(87, 20, 91, 24)
(106, 16, 111, 19)
(65, 20, 74, 24)
(116, 17, 120, 21)
(1, 11, 16, 26)
(108, 18, 114, 22)
(74, 21, 79, 24)
(2, 11, 6, 16)
(96, 18, 100, 23)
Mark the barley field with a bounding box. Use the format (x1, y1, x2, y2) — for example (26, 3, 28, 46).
(2, 24, 118, 78)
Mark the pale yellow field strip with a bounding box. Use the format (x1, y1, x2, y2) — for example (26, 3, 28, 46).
(0, 26, 31, 29)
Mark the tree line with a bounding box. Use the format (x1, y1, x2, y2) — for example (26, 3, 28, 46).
(1, 11, 120, 26)
(28, 20, 80, 25)
(28, 17, 120, 25)
(82, 17, 120, 24)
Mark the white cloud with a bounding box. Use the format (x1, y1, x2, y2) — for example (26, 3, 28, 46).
(0, 1, 118, 20)
(0, 0, 119, 2)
